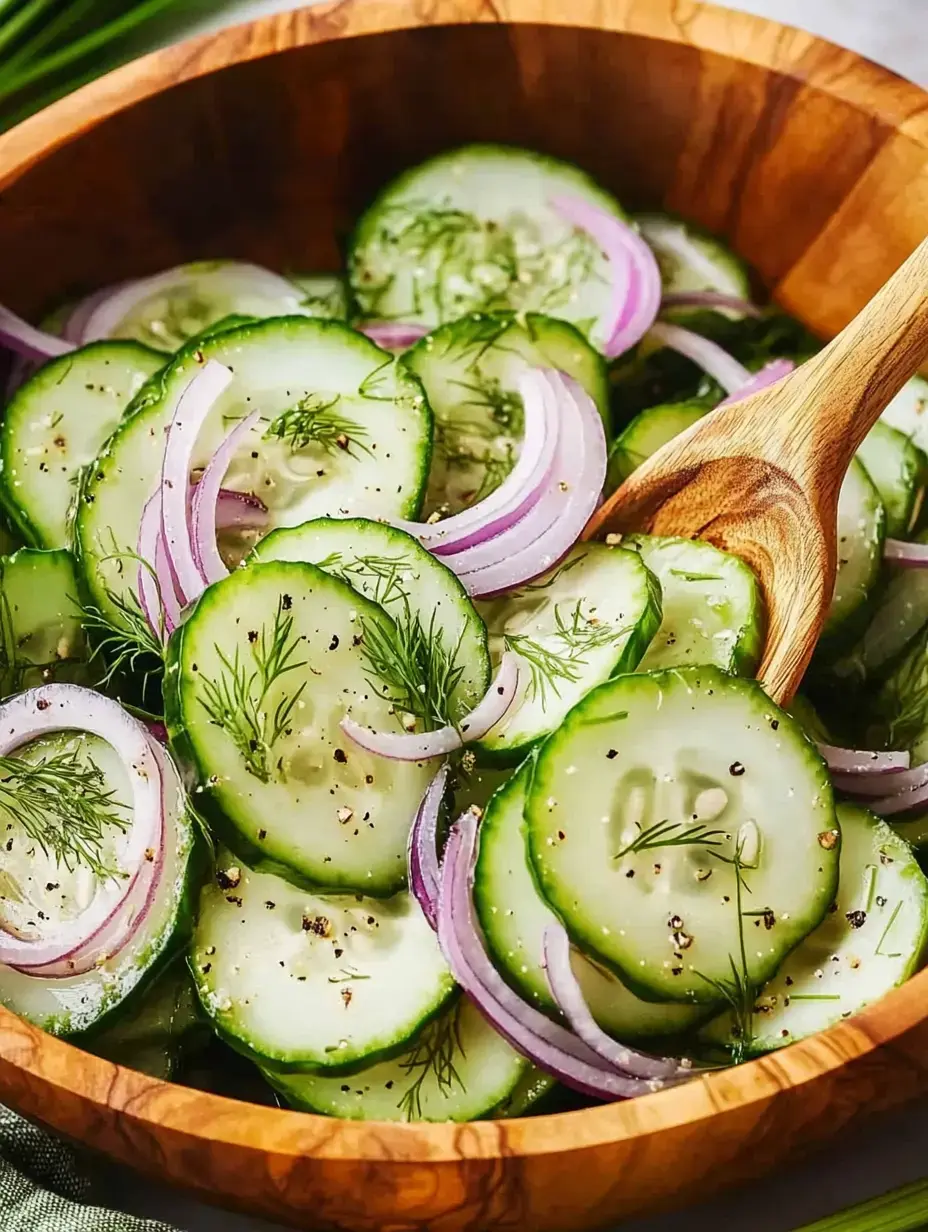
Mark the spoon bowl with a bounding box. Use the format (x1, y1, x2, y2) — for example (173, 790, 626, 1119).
(587, 238, 928, 701)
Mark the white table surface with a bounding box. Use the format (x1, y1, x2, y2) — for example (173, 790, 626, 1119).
(105, 1, 928, 1228)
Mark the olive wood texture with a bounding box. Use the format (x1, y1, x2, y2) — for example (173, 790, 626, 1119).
(587, 239, 928, 703)
(0, 1, 927, 1229)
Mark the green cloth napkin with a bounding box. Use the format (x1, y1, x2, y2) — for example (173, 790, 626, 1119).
(0, 1105, 176, 1231)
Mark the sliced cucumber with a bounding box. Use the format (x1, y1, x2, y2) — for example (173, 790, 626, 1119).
(829, 528, 928, 687)
(823, 457, 885, 648)
(403, 312, 609, 517)
(857, 421, 925, 539)
(289, 273, 349, 320)
(623, 534, 763, 675)
(165, 559, 434, 894)
(84, 261, 310, 350)
(75, 318, 432, 631)
(0, 738, 198, 1037)
(702, 804, 928, 1055)
(87, 957, 206, 1079)
(475, 760, 707, 1039)
(193, 855, 453, 1073)
(0, 548, 87, 697)
(880, 375, 928, 456)
(526, 666, 839, 1004)
(350, 144, 625, 349)
(474, 544, 661, 766)
(0, 342, 163, 548)
(635, 214, 751, 312)
(491, 1066, 558, 1118)
(264, 995, 528, 1120)
(606, 399, 708, 492)
(250, 517, 489, 722)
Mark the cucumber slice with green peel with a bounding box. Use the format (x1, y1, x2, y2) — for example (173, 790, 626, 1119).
(87, 958, 206, 1080)
(0, 736, 199, 1038)
(857, 421, 926, 538)
(828, 528, 928, 687)
(289, 273, 349, 320)
(475, 761, 708, 1040)
(403, 312, 609, 517)
(701, 804, 928, 1056)
(84, 261, 311, 351)
(474, 544, 662, 766)
(623, 534, 763, 675)
(606, 399, 707, 492)
(822, 458, 886, 648)
(251, 517, 490, 723)
(193, 855, 453, 1074)
(491, 1066, 558, 1118)
(634, 214, 751, 312)
(264, 995, 529, 1120)
(165, 559, 435, 894)
(526, 666, 839, 1004)
(350, 144, 625, 349)
(0, 341, 163, 548)
(75, 317, 432, 633)
(0, 548, 87, 697)
(880, 375, 928, 457)
(787, 694, 833, 744)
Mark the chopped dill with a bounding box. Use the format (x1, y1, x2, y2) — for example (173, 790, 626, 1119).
(198, 595, 308, 782)
(503, 600, 631, 707)
(264, 393, 371, 459)
(397, 999, 465, 1120)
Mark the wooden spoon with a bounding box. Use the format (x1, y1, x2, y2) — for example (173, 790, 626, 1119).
(585, 239, 928, 704)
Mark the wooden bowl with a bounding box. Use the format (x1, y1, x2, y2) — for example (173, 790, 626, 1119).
(0, 2, 927, 1229)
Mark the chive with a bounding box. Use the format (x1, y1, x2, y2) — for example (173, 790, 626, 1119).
(787, 994, 841, 1002)
(791, 1178, 928, 1231)
(863, 863, 877, 913)
(875, 901, 903, 956)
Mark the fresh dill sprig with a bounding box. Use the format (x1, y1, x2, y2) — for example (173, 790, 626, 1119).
(613, 818, 727, 860)
(503, 601, 631, 706)
(80, 541, 166, 692)
(320, 553, 413, 611)
(448, 372, 524, 435)
(397, 1000, 465, 1120)
(508, 554, 587, 599)
(198, 595, 308, 783)
(360, 604, 466, 732)
(695, 840, 757, 1064)
(0, 745, 128, 878)
(264, 393, 371, 459)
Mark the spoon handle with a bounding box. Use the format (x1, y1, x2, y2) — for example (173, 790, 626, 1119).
(780, 236, 928, 492)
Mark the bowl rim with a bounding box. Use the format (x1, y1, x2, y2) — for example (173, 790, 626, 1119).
(0, 0, 927, 1168)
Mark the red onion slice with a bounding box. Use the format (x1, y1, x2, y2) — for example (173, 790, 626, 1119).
(407, 762, 450, 929)
(718, 358, 795, 408)
(61, 284, 130, 345)
(215, 489, 268, 533)
(0, 304, 75, 363)
(833, 760, 928, 799)
(648, 322, 750, 395)
(160, 360, 233, 605)
(818, 743, 910, 776)
(21, 732, 171, 978)
(0, 687, 162, 970)
(453, 373, 607, 597)
(191, 410, 262, 585)
(137, 492, 180, 641)
(342, 652, 520, 762)
(397, 367, 559, 554)
(550, 197, 662, 360)
(661, 290, 762, 318)
(437, 809, 679, 1099)
(359, 322, 429, 351)
(851, 776, 928, 817)
(885, 539, 928, 567)
(542, 922, 700, 1082)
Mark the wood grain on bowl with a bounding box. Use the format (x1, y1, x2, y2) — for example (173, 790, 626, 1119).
(0, 1, 927, 1229)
